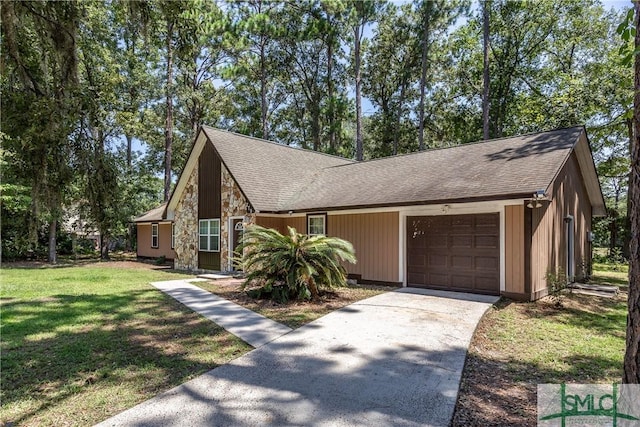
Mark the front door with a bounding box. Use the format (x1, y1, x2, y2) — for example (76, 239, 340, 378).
(231, 218, 244, 271)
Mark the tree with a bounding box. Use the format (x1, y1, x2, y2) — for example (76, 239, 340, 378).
(415, 0, 467, 149)
(623, 0, 640, 384)
(348, 0, 383, 161)
(227, 1, 287, 140)
(481, 0, 491, 139)
(1, 1, 81, 263)
(364, 3, 419, 156)
(239, 225, 356, 302)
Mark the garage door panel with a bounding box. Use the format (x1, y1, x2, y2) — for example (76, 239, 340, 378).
(407, 213, 500, 295)
(476, 256, 498, 270)
(408, 254, 426, 267)
(408, 272, 426, 285)
(427, 254, 448, 268)
(476, 214, 499, 227)
(451, 217, 473, 228)
(451, 255, 473, 269)
(428, 273, 449, 286)
(451, 275, 475, 289)
(475, 235, 499, 248)
(451, 235, 473, 248)
(475, 276, 499, 291)
(427, 235, 447, 248)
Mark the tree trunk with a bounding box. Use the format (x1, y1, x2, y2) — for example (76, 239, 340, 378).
(260, 38, 268, 140)
(482, 0, 491, 140)
(48, 217, 57, 263)
(623, 0, 640, 384)
(327, 39, 336, 153)
(418, 2, 431, 151)
(100, 232, 110, 260)
(354, 23, 364, 161)
(308, 276, 319, 300)
(163, 21, 174, 202)
(625, 117, 634, 259)
(394, 77, 408, 156)
(311, 102, 321, 151)
(610, 195, 619, 258)
(126, 133, 132, 168)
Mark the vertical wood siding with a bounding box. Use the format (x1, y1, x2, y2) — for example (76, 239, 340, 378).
(530, 153, 592, 295)
(198, 142, 221, 219)
(504, 205, 525, 294)
(329, 212, 399, 283)
(255, 216, 284, 233)
(256, 212, 399, 283)
(254, 216, 306, 235)
(198, 142, 221, 269)
(136, 223, 176, 259)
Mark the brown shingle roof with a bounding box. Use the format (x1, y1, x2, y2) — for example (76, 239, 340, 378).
(288, 127, 584, 211)
(202, 126, 587, 213)
(134, 203, 167, 222)
(202, 126, 354, 212)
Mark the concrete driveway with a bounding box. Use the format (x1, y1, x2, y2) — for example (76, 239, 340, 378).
(97, 288, 498, 427)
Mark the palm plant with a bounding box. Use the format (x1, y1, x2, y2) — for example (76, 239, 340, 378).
(237, 225, 356, 302)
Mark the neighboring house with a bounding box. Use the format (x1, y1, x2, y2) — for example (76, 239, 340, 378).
(134, 203, 176, 261)
(136, 125, 605, 301)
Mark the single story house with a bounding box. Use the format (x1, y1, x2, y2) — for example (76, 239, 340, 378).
(135, 125, 605, 301)
(134, 203, 175, 261)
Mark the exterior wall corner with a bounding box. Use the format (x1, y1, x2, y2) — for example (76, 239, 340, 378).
(174, 166, 199, 270)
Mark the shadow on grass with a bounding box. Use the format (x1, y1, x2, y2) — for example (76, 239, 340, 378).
(518, 294, 627, 338)
(1, 290, 244, 426)
(453, 351, 623, 427)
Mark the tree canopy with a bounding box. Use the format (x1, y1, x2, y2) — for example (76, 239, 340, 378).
(0, 0, 632, 262)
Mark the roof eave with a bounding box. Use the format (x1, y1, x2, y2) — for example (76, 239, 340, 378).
(259, 193, 532, 214)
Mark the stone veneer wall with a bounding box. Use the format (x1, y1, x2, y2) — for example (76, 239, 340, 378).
(173, 166, 199, 270)
(220, 165, 254, 271)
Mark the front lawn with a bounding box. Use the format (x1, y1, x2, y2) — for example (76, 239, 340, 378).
(197, 279, 392, 328)
(452, 266, 628, 426)
(1, 262, 251, 427)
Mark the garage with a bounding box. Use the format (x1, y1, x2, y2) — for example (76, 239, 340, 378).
(406, 213, 500, 295)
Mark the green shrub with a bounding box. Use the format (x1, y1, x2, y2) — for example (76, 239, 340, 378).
(546, 268, 567, 307)
(238, 225, 356, 302)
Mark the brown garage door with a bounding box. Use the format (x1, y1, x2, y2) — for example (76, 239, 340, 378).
(407, 213, 500, 295)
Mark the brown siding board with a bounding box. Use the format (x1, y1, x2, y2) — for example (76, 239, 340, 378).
(136, 223, 176, 259)
(281, 212, 399, 283)
(199, 142, 221, 219)
(255, 216, 285, 234)
(530, 152, 593, 295)
(199, 251, 220, 270)
(505, 205, 525, 294)
(198, 142, 221, 269)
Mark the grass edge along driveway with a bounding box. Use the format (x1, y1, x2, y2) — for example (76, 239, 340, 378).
(452, 265, 628, 426)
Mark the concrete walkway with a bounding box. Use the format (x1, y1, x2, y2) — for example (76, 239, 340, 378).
(151, 279, 292, 348)
(97, 287, 497, 427)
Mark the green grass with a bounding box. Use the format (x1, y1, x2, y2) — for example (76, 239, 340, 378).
(453, 263, 628, 426)
(591, 262, 629, 288)
(1, 262, 251, 426)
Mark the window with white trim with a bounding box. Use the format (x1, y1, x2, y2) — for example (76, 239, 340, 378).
(307, 215, 326, 236)
(151, 223, 159, 248)
(171, 223, 175, 249)
(199, 219, 220, 252)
